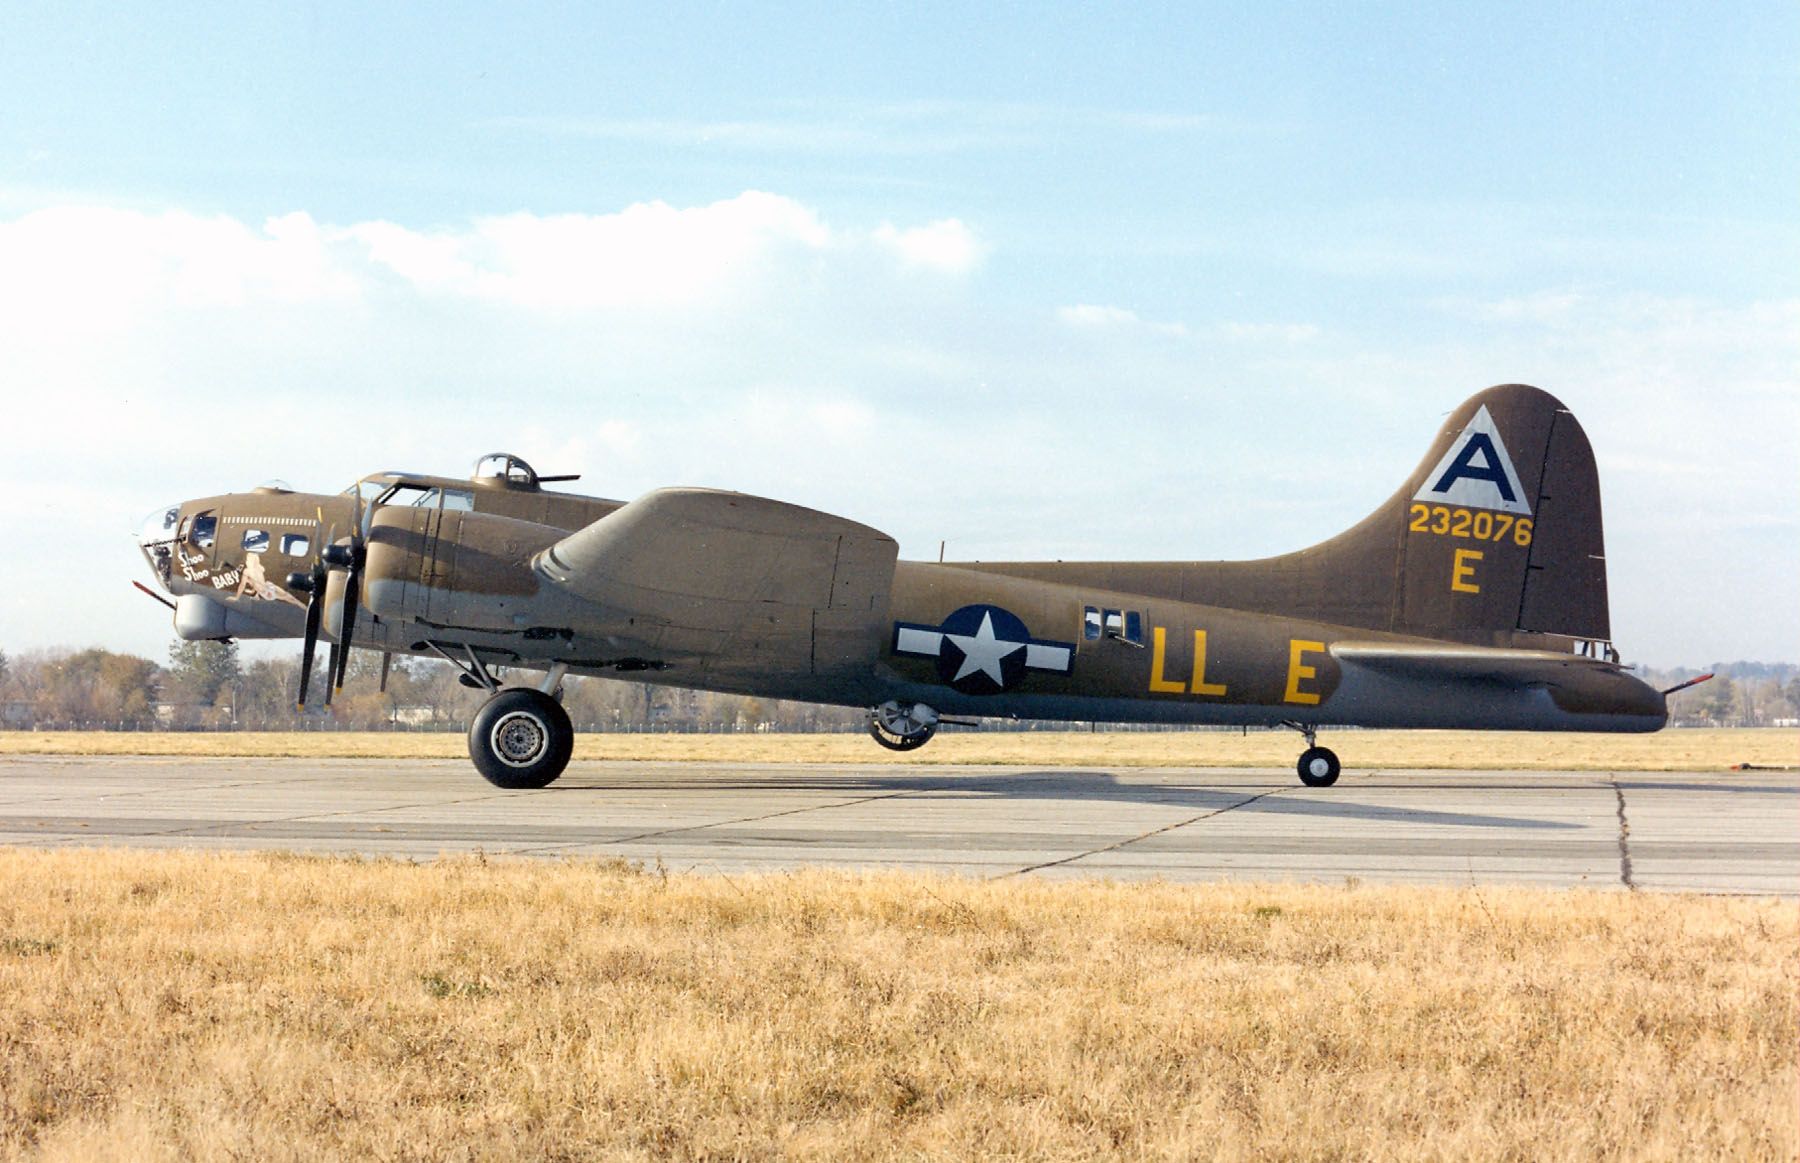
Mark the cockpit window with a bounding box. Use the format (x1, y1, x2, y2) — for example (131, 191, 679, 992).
(189, 514, 216, 549)
(242, 529, 270, 554)
(378, 484, 433, 507)
(383, 486, 477, 511)
(346, 477, 394, 503)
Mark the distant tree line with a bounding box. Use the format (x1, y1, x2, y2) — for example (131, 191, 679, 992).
(0, 641, 866, 733)
(0, 644, 1794, 732)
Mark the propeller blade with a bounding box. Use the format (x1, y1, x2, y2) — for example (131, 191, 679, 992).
(330, 489, 373, 698)
(293, 566, 324, 709)
(297, 598, 322, 707)
(333, 562, 360, 694)
(324, 642, 341, 707)
(378, 651, 392, 693)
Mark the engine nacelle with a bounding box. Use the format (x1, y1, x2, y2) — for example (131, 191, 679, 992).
(363, 505, 569, 634)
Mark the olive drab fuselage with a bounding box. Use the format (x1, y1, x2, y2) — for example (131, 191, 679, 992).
(137, 390, 1671, 789)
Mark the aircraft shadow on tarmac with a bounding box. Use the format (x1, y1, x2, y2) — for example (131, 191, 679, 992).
(551, 769, 1580, 831)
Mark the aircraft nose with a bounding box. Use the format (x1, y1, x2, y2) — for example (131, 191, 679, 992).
(138, 504, 182, 549)
(136, 503, 184, 590)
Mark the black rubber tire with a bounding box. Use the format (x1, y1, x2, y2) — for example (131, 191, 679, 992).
(868, 717, 936, 751)
(469, 688, 574, 789)
(1297, 745, 1341, 788)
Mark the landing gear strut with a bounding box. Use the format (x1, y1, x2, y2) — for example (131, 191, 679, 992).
(1283, 721, 1341, 787)
(868, 700, 938, 751)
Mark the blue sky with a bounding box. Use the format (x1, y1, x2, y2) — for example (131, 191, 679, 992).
(0, 3, 1794, 666)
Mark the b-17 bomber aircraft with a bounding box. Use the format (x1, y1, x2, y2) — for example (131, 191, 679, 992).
(136, 384, 1675, 789)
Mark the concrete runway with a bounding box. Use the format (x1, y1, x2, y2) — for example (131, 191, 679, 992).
(0, 755, 1793, 893)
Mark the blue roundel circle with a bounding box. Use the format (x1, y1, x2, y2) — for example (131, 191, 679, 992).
(935, 604, 1033, 695)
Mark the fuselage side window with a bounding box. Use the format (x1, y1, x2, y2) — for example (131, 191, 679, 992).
(280, 534, 311, 557)
(1124, 611, 1143, 645)
(190, 514, 216, 549)
(1104, 609, 1123, 638)
(1083, 606, 1102, 640)
(242, 529, 270, 554)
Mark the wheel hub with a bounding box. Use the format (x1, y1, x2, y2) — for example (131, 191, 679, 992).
(874, 699, 937, 737)
(491, 711, 548, 767)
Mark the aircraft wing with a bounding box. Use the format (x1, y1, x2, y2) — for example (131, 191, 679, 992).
(539, 488, 899, 679)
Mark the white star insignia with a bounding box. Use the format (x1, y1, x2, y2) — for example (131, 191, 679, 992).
(944, 611, 1025, 685)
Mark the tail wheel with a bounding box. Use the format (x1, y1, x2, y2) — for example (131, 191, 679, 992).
(868, 700, 938, 752)
(469, 688, 574, 789)
(1297, 746, 1341, 788)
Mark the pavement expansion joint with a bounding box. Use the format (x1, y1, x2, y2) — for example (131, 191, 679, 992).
(999, 786, 1295, 878)
(1611, 776, 1636, 891)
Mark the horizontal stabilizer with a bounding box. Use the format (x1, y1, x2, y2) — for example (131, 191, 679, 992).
(1330, 642, 1625, 685)
(1332, 640, 1664, 720)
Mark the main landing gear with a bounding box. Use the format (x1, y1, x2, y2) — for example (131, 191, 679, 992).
(868, 700, 939, 751)
(470, 688, 573, 789)
(431, 644, 574, 789)
(1284, 721, 1341, 787)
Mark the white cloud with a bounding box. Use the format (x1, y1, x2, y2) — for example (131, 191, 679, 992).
(0, 207, 360, 337)
(344, 192, 837, 309)
(871, 219, 986, 275)
(1059, 303, 1141, 327)
(1055, 304, 1319, 342)
(1056, 303, 1189, 336)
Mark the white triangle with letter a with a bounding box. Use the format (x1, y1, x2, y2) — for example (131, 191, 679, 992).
(1413, 405, 1532, 515)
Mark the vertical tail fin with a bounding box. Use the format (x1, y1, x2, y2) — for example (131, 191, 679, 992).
(1311, 383, 1611, 646)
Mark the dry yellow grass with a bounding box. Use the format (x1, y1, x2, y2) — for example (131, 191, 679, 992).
(0, 850, 1793, 1161)
(0, 726, 1792, 770)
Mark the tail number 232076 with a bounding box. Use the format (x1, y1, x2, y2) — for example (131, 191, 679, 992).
(1408, 503, 1532, 546)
